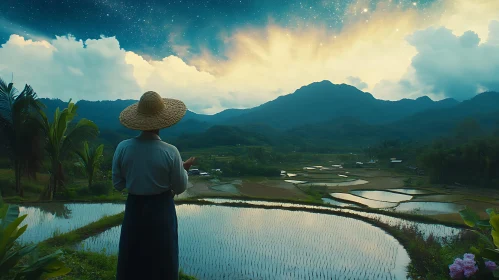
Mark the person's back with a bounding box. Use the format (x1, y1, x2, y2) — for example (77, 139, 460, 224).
(113, 132, 188, 196)
(112, 91, 195, 280)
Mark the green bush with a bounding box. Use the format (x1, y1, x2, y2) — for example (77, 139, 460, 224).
(89, 181, 112, 196)
(0, 177, 16, 196)
(0, 195, 71, 279)
(23, 180, 44, 193)
(76, 187, 90, 197)
(0, 158, 11, 168)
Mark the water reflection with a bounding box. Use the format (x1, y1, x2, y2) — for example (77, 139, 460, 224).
(199, 198, 461, 240)
(388, 189, 434, 195)
(79, 205, 410, 280)
(393, 202, 465, 215)
(329, 193, 398, 208)
(350, 190, 413, 203)
(18, 203, 125, 244)
(35, 203, 72, 218)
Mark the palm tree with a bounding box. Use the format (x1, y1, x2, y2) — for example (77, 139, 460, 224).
(75, 141, 104, 188)
(38, 100, 99, 200)
(0, 77, 44, 197)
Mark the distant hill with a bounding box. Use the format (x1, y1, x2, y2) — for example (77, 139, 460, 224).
(40, 80, 459, 132)
(391, 91, 499, 140)
(173, 125, 272, 150)
(222, 81, 459, 129)
(37, 81, 499, 151)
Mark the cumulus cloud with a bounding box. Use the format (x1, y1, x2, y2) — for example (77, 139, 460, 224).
(346, 76, 368, 90)
(373, 20, 499, 101)
(0, 34, 141, 101)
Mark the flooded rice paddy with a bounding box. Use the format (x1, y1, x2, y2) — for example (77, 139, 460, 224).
(18, 203, 125, 244)
(393, 202, 465, 215)
(14, 198, 464, 279)
(329, 193, 399, 208)
(388, 189, 434, 195)
(78, 204, 410, 279)
(302, 180, 369, 187)
(318, 188, 464, 216)
(350, 191, 413, 203)
(200, 198, 461, 240)
(321, 198, 359, 207)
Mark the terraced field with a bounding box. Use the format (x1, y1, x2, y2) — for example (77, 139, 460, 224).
(78, 204, 410, 280)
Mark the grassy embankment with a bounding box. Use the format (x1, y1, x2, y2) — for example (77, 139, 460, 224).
(37, 212, 195, 280)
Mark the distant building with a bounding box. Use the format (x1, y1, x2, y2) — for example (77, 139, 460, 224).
(389, 159, 403, 168)
(188, 169, 200, 175)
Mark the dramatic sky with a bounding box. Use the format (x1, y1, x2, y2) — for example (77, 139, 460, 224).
(0, 0, 498, 113)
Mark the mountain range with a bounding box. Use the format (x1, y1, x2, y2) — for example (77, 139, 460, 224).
(40, 80, 499, 151)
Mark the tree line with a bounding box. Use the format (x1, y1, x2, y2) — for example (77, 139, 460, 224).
(0, 77, 103, 199)
(369, 119, 499, 188)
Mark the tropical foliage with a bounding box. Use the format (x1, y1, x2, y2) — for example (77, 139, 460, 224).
(455, 207, 499, 279)
(0, 78, 44, 197)
(38, 100, 99, 200)
(0, 196, 71, 279)
(75, 142, 104, 188)
(419, 136, 499, 188)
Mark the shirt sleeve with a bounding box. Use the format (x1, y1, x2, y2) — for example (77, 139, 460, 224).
(170, 147, 188, 195)
(112, 144, 126, 191)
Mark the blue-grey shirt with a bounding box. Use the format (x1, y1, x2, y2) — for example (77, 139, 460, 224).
(112, 131, 188, 195)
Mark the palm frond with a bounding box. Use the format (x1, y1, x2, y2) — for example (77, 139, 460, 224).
(74, 141, 89, 167)
(60, 119, 99, 158)
(0, 77, 16, 126)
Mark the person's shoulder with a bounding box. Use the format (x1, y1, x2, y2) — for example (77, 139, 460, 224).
(159, 141, 180, 152)
(115, 138, 135, 150)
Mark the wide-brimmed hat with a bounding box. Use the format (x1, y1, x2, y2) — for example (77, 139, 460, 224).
(119, 91, 187, 131)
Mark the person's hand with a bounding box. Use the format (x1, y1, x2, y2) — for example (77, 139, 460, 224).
(183, 157, 196, 171)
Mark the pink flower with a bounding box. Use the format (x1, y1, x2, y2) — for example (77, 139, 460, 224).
(462, 258, 476, 269)
(486, 261, 497, 272)
(454, 258, 464, 267)
(463, 253, 475, 260)
(463, 265, 478, 278)
(449, 263, 464, 279)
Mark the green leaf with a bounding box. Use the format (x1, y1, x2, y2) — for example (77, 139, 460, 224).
(0, 204, 20, 228)
(477, 219, 492, 229)
(15, 251, 71, 279)
(18, 249, 64, 274)
(0, 214, 27, 255)
(0, 244, 37, 275)
(482, 249, 499, 261)
(488, 208, 498, 218)
(459, 208, 480, 227)
(470, 246, 481, 255)
(493, 229, 499, 249)
(490, 215, 499, 244)
(493, 268, 499, 278)
(468, 229, 495, 248)
(40, 266, 72, 279)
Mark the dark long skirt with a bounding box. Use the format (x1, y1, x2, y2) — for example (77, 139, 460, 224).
(116, 191, 178, 280)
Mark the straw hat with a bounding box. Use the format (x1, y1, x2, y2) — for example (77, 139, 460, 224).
(119, 91, 187, 130)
